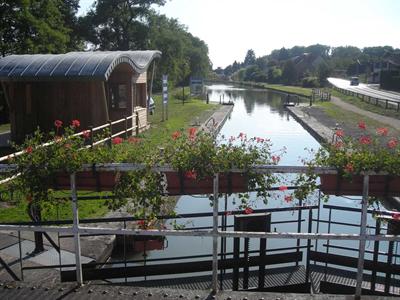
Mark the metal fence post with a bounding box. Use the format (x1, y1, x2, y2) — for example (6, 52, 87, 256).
(355, 175, 369, 298)
(70, 173, 83, 286)
(212, 173, 219, 294)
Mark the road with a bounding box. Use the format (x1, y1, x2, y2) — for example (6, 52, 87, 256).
(328, 77, 400, 104)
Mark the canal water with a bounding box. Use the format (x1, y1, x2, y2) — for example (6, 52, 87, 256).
(112, 84, 392, 282)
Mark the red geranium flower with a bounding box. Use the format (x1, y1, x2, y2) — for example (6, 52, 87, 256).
(272, 155, 280, 164)
(188, 127, 197, 140)
(388, 138, 398, 149)
(334, 141, 344, 149)
(82, 130, 90, 139)
(172, 131, 181, 140)
(359, 135, 372, 145)
(25, 146, 33, 154)
(54, 120, 63, 128)
(344, 163, 354, 173)
(184, 170, 197, 180)
(244, 207, 253, 214)
(284, 195, 293, 203)
(376, 127, 389, 136)
(112, 137, 123, 145)
(279, 185, 288, 191)
(358, 121, 366, 130)
(71, 119, 80, 128)
(137, 220, 146, 229)
(392, 212, 400, 221)
(335, 130, 344, 138)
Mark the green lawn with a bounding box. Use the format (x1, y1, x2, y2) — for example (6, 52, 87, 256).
(262, 84, 313, 97)
(0, 90, 219, 223)
(142, 90, 219, 147)
(317, 101, 400, 136)
(0, 123, 10, 133)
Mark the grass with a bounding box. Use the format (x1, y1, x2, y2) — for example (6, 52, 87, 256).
(0, 123, 10, 133)
(141, 90, 219, 147)
(262, 84, 313, 97)
(330, 89, 400, 119)
(0, 89, 219, 223)
(317, 101, 400, 136)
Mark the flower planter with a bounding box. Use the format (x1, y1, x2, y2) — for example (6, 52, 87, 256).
(53, 171, 118, 191)
(133, 236, 165, 252)
(320, 174, 400, 197)
(165, 172, 249, 195)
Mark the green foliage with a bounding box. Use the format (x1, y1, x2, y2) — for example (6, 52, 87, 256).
(0, 0, 79, 56)
(301, 76, 319, 88)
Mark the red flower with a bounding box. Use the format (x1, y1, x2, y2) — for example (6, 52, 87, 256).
(376, 127, 388, 136)
(112, 137, 123, 145)
(284, 195, 293, 203)
(272, 155, 280, 164)
(256, 137, 265, 143)
(82, 130, 90, 139)
(358, 121, 366, 130)
(184, 170, 197, 180)
(344, 163, 354, 173)
(334, 141, 344, 149)
(279, 185, 288, 191)
(387, 138, 398, 149)
(359, 135, 372, 145)
(71, 119, 80, 128)
(244, 207, 253, 214)
(335, 130, 344, 138)
(54, 120, 63, 128)
(137, 220, 146, 229)
(25, 146, 33, 154)
(392, 212, 400, 221)
(172, 131, 181, 140)
(188, 127, 197, 140)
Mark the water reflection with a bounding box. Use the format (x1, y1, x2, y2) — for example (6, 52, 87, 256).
(110, 84, 385, 283)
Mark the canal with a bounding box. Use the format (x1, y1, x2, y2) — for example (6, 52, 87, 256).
(112, 84, 390, 282)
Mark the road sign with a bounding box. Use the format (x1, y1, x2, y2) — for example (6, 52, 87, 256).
(162, 75, 168, 120)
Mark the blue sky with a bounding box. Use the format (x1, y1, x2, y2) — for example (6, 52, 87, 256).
(78, 0, 400, 68)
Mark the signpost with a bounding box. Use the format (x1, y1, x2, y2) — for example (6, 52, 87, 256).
(162, 75, 168, 121)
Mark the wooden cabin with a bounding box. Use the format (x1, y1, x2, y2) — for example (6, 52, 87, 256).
(0, 51, 161, 143)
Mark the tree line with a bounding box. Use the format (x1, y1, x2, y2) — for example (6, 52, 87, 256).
(216, 44, 400, 87)
(0, 0, 211, 88)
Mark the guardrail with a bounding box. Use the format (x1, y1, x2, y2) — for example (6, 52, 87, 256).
(0, 108, 147, 163)
(332, 86, 400, 112)
(0, 164, 398, 297)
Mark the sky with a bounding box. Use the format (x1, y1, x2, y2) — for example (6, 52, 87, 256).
(78, 0, 400, 69)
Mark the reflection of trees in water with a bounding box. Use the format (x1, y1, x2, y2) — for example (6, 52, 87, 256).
(208, 87, 291, 117)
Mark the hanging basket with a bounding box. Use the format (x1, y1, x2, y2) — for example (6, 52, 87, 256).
(319, 174, 400, 197)
(53, 171, 118, 191)
(164, 172, 249, 195)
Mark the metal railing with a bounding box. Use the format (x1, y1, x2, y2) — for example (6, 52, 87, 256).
(0, 164, 399, 297)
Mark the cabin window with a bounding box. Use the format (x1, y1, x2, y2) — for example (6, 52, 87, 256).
(109, 83, 128, 109)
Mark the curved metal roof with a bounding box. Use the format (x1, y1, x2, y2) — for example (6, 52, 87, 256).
(0, 51, 161, 81)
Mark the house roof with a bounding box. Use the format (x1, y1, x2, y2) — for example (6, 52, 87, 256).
(0, 51, 161, 82)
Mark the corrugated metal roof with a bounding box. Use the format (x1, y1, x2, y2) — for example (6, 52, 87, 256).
(0, 51, 161, 81)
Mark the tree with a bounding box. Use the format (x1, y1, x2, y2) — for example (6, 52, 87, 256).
(0, 0, 72, 56)
(244, 49, 256, 66)
(79, 0, 166, 50)
(282, 60, 297, 85)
